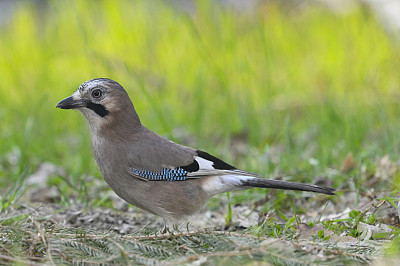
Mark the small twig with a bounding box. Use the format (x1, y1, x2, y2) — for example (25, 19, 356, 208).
(106, 238, 161, 265)
(0, 254, 47, 266)
(109, 239, 132, 266)
(293, 240, 372, 262)
(101, 254, 122, 263)
(176, 239, 306, 265)
(179, 244, 197, 254)
(261, 211, 275, 226)
(52, 229, 269, 242)
(316, 201, 330, 224)
(47, 238, 56, 266)
(355, 200, 385, 222)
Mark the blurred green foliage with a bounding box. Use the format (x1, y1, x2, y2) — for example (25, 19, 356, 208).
(0, 2, 399, 263)
(0, 0, 399, 200)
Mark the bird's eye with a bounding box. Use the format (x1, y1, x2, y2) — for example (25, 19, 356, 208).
(92, 89, 102, 99)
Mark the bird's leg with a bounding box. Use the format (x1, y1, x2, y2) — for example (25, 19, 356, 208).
(162, 219, 178, 234)
(162, 219, 169, 234)
(162, 225, 167, 234)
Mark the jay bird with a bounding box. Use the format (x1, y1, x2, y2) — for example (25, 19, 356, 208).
(56, 78, 335, 229)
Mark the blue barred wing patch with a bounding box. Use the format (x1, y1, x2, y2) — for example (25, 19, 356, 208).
(129, 167, 188, 181)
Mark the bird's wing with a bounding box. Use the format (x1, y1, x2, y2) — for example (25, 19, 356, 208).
(126, 147, 335, 196)
(128, 150, 262, 182)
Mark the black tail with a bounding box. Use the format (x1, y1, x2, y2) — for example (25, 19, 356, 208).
(241, 178, 335, 195)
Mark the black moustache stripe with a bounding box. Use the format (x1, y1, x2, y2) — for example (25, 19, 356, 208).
(86, 102, 109, 117)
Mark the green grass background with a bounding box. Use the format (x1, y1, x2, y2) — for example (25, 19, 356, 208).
(0, 0, 400, 208)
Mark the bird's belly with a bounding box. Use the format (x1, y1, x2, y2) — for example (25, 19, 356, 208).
(92, 141, 208, 221)
(101, 170, 208, 221)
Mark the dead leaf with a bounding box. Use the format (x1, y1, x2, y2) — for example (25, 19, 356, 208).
(341, 153, 357, 173)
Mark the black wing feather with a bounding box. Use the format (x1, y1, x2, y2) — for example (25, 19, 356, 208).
(195, 150, 236, 170)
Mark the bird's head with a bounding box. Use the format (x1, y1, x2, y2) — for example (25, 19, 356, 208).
(57, 78, 141, 135)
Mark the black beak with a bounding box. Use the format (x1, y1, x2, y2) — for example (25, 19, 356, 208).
(56, 96, 87, 109)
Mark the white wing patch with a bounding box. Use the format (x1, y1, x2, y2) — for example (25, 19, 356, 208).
(187, 156, 262, 178)
(194, 156, 214, 170)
